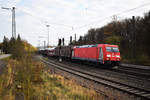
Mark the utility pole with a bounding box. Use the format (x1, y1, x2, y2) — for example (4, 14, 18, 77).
(12, 7, 16, 39)
(46, 25, 50, 47)
(70, 36, 72, 45)
(132, 16, 136, 59)
(62, 38, 64, 46)
(1, 7, 16, 39)
(75, 34, 76, 42)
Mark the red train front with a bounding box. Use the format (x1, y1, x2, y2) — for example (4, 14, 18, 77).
(72, 44, 121, 66)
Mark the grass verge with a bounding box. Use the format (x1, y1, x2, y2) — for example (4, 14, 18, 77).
(0, 56, 102, 100)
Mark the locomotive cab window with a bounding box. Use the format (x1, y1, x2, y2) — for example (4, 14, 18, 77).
(106, 47, 112, 52)
(112, 47, 119, 52)
(106, 47, 119, 52)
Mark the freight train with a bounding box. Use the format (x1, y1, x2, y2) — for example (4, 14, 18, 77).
(39, 44, 121, 67)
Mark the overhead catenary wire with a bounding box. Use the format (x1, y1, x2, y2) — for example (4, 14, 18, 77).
(76, 2, 150, 30)
(2, 2, 150, 31)
(19, 8, 73, 30)
(1, 1, 150, 46)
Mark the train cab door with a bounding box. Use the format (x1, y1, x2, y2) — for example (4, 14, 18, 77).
(99, 47, 103, 63)
(72, 50, 74, 57)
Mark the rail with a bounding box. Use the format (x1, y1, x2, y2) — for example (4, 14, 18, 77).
(40, 56, 150, 100)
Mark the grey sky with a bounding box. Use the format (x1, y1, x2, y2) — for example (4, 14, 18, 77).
(0, 0, 150, 46)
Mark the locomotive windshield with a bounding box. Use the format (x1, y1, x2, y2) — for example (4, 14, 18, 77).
(106, 47, 119, 52)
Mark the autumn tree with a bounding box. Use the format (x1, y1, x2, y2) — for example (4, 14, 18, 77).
(75, 11, 150, 64)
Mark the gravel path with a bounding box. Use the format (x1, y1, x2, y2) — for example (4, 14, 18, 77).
(0, 54, 10, 60)
(0, 54, 10, 74)
(0, 60, 6, 74)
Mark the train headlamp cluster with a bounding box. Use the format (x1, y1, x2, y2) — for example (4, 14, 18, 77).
(106, 54, 111, 57)
(116, 55, 120, 58)
(107, 54, 120, 58)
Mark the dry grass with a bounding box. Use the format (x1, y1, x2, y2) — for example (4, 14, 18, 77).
(0, 59, 17, 100)
(32, 71, 100, 100)
(0, 57, 102, 100)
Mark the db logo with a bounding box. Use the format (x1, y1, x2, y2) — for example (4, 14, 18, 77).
(112, 53, 115, 57)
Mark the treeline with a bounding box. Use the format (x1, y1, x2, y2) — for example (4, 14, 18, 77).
(73, 11, 150, 65)
(0, 35, 36, 59)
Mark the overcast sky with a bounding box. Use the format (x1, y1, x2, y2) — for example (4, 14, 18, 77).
(0, 0, 150, 47)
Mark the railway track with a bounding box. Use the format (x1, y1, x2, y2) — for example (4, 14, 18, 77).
(79, 61, 150, 79)
(120, 63, 150, 75)
(47, 56, 150, 81)
(114, 66, 150, 80)
(75, 60, 150, 81)
(40, 56, 150, 100)
(44, 56, 150, 91)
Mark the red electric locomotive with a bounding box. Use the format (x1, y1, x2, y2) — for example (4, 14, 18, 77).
(72, 44, 120, 66)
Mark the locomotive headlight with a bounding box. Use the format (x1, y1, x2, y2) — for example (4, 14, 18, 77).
(107, 54, 111, 57)
(116, 55, 120, 58)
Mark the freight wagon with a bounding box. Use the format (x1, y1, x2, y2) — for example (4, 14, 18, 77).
(39, 44, 121, 67)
